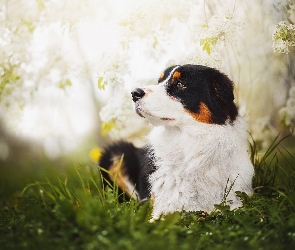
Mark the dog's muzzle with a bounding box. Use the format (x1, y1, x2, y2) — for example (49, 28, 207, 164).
(131, 88, 145, 102)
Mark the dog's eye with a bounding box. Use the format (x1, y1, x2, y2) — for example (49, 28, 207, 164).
(176, 81, 186, 89)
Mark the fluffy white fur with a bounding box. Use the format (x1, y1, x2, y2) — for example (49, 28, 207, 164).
(135, 71, 254, 220)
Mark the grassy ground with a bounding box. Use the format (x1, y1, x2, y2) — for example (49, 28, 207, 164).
(1, 135, 295, 249)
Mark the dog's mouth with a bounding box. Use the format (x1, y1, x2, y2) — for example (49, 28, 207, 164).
(135, 106, 175, 121)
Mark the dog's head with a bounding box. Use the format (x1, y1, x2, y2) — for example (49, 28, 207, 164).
(131, 64, 238, 127)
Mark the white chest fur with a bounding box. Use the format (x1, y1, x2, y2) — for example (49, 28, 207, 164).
(148, 117, 254, 219)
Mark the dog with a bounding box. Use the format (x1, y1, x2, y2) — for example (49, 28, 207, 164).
(99, 64, 254, 220)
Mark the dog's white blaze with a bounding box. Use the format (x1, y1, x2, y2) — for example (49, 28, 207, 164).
(161, 65, 180, 86)
(148, 116, 254, 220)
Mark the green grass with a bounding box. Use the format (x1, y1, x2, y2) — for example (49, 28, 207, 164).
(1, 135, 295, 249)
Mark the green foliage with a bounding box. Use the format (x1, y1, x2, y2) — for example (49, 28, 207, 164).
(59, 79, 72, 90)
(272, 21, 295, 53)
(1, 135, 295, 249)
(250, 132, 295, 192)
(97, 77, 108, 90)
(273, 6, 295, 44)
(101, 121, 118, 136)
(0, 66, 21, 104)
(200, 37, 218, 55)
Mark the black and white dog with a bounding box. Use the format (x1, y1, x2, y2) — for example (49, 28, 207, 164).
(99, 64, 254, 220)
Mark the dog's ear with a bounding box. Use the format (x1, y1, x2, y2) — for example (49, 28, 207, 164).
(211, 74, 235, 105)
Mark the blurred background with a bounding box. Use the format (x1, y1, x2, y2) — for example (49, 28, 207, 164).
(0, 0, 295, 196)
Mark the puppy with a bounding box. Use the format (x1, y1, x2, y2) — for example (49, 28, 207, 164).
(99, 64, 254, 220)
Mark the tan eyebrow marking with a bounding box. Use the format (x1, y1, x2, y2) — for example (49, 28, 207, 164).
(172, 71, 181, 79)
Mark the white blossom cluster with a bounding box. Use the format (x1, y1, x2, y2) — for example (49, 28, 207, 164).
(119, 0, 193, 38)
(186, 13, 244, 69)
(100, 0, 195, 80)
(186, 48, 222, 69)
(98, 4, 248, 144)
(0, 0, 99, 106)
(197, 13, 244, 46)
(273, 0, 293, 9)
(99, 91, 151, 147)
(279, 85, 295, 128)
(42, 0, 98, 25)
(0, 1, 36, 104)
(97, 50, 130, 90)
(98, 0, 197, 142)
(272, 21, 295, 54)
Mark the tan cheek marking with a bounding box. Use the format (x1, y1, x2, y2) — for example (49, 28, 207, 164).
(143, 88, 153, 94)
(108, 158, 134, 198)
(169, 95, 177, 101)
(159, 72, 164, 81)
(186, 102, 213, 124)
(172, 71, 181, 79)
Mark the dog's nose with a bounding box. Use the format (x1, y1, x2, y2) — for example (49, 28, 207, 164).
(131, 88, 145, 102)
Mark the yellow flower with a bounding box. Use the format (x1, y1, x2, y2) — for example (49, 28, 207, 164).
(89, 147, 102, 163)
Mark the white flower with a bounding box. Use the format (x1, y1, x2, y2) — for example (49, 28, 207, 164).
(120, 0, 193, 38)
(273, 38, 290, 53)
(197, 13, 243, 45)
(99, 91, 151, 147)
(272, 21, 295, 54)
(186, 12, 244, 69)
(186, 50, 222, 69)
(279, 107, 294, 127)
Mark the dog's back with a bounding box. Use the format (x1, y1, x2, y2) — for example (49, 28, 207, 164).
(99, 141, 153, 201)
